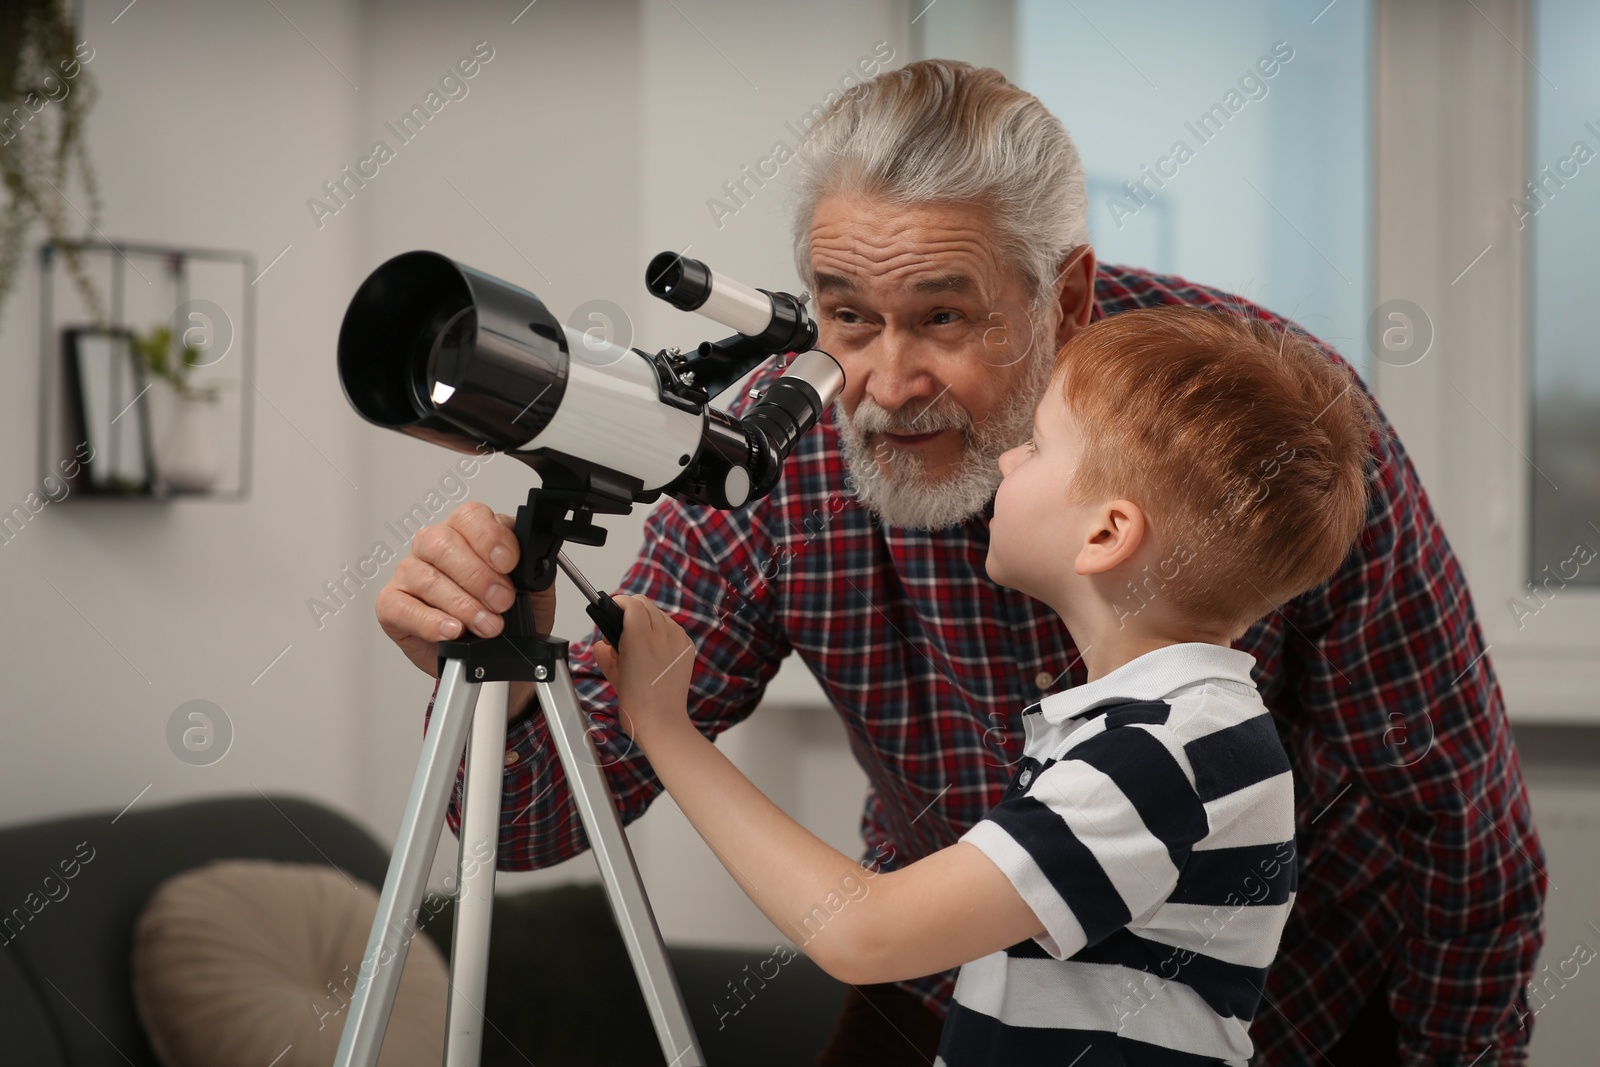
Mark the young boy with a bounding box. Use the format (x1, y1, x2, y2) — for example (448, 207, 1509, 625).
(593, 306, 1378, 1065)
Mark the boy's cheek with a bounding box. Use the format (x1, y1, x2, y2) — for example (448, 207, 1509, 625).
(983, 539, 1007, 586)
(985, 499, 1011, 563)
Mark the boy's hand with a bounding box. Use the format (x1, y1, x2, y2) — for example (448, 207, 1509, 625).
(592, 594, 697, 749)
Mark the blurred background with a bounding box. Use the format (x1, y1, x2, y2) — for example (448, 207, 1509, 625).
(2, 0, 1597, 1062)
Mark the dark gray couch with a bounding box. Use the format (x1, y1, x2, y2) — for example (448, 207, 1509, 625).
(0, 794, 848, 1065)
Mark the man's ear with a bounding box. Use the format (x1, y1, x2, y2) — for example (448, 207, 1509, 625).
(1054, 245, 1098, 350)
(1073, 498, 1145, 576)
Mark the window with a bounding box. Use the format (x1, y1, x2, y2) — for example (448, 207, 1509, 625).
(1527, 0, 1600, 590)
(1015, 0, 1373, 383)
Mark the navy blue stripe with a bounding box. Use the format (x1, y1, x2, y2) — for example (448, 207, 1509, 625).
(1184, 713, 1291, 802)
(986, 796, 1130, 944)
(939, 1002, 1227, 1066)
(1065, 727, 1209, 869)
(1102, 699, 1173, 729)
(1073, 926, 1271, 1020)
(1004, 936, 1053, 959)
(1168, 841, 1299, 907)
(1121, 1037, 1237, 1067)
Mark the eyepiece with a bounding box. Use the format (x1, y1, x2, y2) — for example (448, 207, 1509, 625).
(645, 252, 713, 312)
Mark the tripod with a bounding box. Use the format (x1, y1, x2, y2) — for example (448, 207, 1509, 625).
(333, 479, 705, 1066)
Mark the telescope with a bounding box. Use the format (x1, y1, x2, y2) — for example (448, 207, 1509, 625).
(331, 252, 843, 1066)
(338, 249, 843, 513)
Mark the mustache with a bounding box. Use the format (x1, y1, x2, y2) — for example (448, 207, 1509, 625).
(849, 393, 972, 437)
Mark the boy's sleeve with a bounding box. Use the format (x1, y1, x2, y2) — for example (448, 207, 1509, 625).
(958, 723, 1210, 960)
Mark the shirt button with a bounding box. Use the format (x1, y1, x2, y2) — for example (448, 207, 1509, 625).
(1018, 769, 1034, 789)
(504, 748, 519, 767)
(1034, 671, 1053, 690)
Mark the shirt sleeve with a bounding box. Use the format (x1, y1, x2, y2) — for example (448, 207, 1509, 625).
(959, 723, 1210, 960)
(422, 494, 793, 872)
(1277, 367, 1547, 1062)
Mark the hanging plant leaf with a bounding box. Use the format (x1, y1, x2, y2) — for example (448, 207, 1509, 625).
(0, 0, 105, 331)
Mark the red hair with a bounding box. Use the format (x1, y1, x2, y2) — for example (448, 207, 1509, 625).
(1054, 306, 1380, 637)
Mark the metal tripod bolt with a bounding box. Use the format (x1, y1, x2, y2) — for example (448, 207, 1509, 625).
(535, 665, 550, 681)
(474, 667, 485, 679)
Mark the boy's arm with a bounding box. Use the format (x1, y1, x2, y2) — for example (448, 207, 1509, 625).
(592, 593, 1044, 985)
(638, 720, 1045, 985)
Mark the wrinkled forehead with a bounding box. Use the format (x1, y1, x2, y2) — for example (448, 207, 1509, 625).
(812, 265, 988, 300)
(806, 194, 1020, 299)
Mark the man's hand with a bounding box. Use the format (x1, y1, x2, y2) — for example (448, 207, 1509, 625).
(592, 594, 696, 750)
(375, 501, 555, 720)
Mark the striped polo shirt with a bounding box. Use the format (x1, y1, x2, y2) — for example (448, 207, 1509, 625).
(934, 641, 1298, 1066)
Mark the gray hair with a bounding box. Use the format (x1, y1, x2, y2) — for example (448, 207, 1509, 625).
(788, 58, 1090, 315)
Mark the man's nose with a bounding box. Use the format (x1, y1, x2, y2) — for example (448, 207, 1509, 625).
(867, 333, 938, 412)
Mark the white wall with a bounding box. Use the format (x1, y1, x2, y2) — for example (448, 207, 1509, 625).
(1, 0, 370, 834)
(0, 0, 900, 952)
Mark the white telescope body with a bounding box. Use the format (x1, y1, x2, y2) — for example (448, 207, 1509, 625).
(513, 325, 704, 493)
(339, 251, 844, 511)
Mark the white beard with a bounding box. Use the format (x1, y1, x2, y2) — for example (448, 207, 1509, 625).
(835, 344, 1055, 530)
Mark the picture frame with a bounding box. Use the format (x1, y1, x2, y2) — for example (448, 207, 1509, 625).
(61, 326, 156, 496)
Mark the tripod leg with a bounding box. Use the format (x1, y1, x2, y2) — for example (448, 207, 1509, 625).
(335, 658, 480, 1067)
(536, 660, 705, 1066)
(444, 679, 510, 1061)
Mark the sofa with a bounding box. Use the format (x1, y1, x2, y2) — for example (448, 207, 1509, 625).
(0, 793, 849, 1065)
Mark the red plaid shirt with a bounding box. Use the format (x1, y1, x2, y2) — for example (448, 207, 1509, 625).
(425, 262, 1546, 1065)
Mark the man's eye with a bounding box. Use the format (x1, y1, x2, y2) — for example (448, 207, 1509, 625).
(928, 311, 961, 325)
(830, 309, 864, 325)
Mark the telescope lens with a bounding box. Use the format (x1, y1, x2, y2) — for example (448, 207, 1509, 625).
(424, 306, 477, 407)
(341, 250, 569, 456)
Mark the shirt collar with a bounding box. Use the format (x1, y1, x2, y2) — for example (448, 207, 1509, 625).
(1035, 641, 1259, 724)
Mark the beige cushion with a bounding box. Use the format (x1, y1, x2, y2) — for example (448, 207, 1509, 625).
(131, 859, 448, 1066)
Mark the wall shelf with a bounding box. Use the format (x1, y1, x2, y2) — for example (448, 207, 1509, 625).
(37, 239, 257, 502)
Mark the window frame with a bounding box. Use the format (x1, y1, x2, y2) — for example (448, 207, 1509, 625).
(1372, 0, 1600, 723)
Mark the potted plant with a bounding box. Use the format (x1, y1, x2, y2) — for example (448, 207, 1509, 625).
(131, 324, 230, 492)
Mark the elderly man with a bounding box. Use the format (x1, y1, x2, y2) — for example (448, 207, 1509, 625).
(377, 59, 1545, 1065)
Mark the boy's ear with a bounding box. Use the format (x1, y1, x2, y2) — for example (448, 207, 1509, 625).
(1073, 499, 1146, 576)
